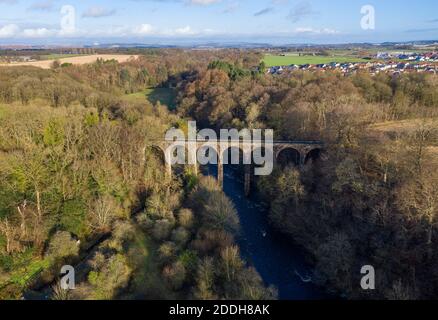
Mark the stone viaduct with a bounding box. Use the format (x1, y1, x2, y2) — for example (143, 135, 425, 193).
(145, 140, 324, 196)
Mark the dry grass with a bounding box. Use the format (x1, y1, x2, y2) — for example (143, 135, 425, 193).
(370, 118, 438, 134)
(368, 119, 438, 165)
(0, 54, 139, 69)
(429, 146, 438, 159)
(369, 118, 438, 134)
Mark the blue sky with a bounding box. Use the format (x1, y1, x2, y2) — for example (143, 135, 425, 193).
(0, 0, 438, 44)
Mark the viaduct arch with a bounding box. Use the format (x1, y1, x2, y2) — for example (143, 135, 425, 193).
(144, 140, 325, 196)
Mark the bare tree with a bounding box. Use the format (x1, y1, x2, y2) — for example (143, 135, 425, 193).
(89, 196, 117, 231)
(0, 218, 20, 254)
(220, 246, 243, 282)
(17, 200, 27, 239)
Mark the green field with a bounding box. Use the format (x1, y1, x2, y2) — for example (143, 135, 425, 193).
(263, 54, 370, 67)
(124, 88, 176, 110)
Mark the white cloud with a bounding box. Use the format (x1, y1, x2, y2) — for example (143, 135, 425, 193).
(133, 24, 200, 37)
(0, 24, 19, 38)
(0, 21, 341, 40)
(294, 27, 339, 35)
(22, 27, 56, 38)
(174, 26, 196, 35)
(190, 0, 221, 5)
(0, 24, 65, 38)
(133, 24, 155, 35)
(0, 22, 206, 39)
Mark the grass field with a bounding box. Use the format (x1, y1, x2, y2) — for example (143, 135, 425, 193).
(124, 88, 176, 109)
(263, 54, 370, 67)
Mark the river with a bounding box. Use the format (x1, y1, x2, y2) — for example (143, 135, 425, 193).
(204, 165, 327, 300)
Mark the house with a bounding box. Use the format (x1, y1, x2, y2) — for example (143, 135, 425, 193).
(397, 63, 406, 70)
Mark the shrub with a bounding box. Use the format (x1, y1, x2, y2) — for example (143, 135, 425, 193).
(88, 254, 131, 300)
(136, 213, 154, 231)
(109, 221, 135, 251)
(152, 219, 173, 241)
(47, 232, 79, 262)
(158, 242, 176, 262)
(203, 192, 240, 234)
(178, 209, 194, 229)
(171, 227, 190, 246)
(60, 199, 87, 238)
(162, 261, 186, 290)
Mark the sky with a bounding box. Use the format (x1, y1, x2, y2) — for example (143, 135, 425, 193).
(0, 0, 438, 45)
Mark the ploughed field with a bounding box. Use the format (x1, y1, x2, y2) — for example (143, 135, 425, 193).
(0, 54, 139, 69)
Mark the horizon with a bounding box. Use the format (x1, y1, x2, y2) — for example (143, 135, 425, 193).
(1, 0, 438, 46)
(1, 38, 438, 49)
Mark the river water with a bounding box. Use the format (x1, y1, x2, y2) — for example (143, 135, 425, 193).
(204, 165, 327, 300)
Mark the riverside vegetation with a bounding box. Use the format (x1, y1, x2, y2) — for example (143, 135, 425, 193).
(0, 49, 437, 300)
